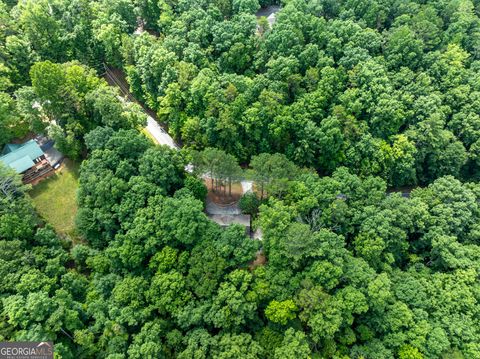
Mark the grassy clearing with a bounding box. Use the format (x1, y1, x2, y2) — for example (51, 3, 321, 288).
(29, 159, 80, 238)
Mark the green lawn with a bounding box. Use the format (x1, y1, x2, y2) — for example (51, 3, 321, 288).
(29, 159, 80, 238)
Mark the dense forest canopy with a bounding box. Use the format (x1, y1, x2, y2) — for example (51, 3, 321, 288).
(2, 0, 480, 186)
(2, 0, 480, 358)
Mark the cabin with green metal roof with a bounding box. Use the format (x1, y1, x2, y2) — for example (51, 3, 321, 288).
(0, 140, 53, 183)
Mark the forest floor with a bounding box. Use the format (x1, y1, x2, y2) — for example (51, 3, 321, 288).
(29, 159, 80, 239)
(249, 249, 267, 270)
(204, 178, 243, 205)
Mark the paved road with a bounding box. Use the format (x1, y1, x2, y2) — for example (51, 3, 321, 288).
(113, 94, 178, 149)
(105, 65, 261, 238)
(104, 66, 178, 150)
(146, 117, 178, 149)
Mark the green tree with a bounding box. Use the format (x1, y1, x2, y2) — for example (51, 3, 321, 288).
(265, 299, 298, 325)
(184, 175, 208, 204)
(139, 146, 185, 194)
(249, 153, 298, 198)
(274, 329, 311, 359)
(0, 93, 28, 147)
(239, 192, 261, 216)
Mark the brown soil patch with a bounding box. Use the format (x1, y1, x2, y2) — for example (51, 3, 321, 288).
(251, 182, 264, 198)
(204, 177, 243, 205)
(249, 250, 267, 270)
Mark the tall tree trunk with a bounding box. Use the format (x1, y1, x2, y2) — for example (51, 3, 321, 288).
(229, 178, 232, 196)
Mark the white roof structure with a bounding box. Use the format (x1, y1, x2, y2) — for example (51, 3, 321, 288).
(267, 13, 276, 27)
(256, 5, 281, 27)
